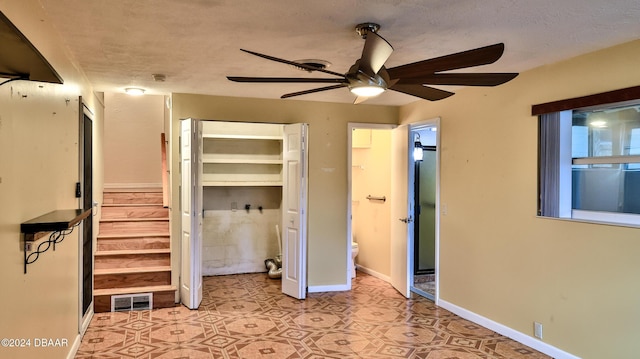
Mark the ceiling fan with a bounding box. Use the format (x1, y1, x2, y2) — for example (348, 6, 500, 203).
(227, 23, 518, 103)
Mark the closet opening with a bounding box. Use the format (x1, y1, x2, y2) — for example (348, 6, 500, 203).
(180, 119, 308, 309)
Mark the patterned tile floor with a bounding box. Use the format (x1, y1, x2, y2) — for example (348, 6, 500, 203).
(76, 272, 551, 358)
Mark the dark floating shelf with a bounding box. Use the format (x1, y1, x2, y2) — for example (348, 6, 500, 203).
(21, 209, 91, 273)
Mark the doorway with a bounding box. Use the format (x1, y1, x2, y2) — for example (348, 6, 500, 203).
(409, 124, 439, 301)
(349, 125, 395, 284)
(348, 120, 439, 301)
(79, 100, 93, 332)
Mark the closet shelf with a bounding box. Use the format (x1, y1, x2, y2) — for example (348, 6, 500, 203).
(203, 181, 283, 187)
(203, 159, 283, 165)
(203, 134, 283, 141)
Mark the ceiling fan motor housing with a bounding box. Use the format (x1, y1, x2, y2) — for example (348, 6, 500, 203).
(346, 65, 389, 97)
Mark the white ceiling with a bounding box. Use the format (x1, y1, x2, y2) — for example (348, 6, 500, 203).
(38, 0, 640, 106)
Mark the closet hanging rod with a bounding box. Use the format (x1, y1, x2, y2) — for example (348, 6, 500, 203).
(366, 195, 386, 202)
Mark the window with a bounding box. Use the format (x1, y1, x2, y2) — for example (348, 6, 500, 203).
(539, 102, 640, 226)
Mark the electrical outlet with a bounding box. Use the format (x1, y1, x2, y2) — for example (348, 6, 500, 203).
(25, 242, 33, 252)
(534, 322, 543, 339)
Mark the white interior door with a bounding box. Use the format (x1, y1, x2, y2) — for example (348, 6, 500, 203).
(390, 124, 413, 297)
(180, 119, 203, 309)
(282, 123, 309, 299)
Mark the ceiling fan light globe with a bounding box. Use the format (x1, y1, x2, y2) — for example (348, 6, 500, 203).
(125, 87, 145, 96)
(349, 85, 385, 97)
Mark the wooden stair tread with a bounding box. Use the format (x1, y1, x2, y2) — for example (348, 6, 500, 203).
(103, 188, 162, 193)
(100, 217, 169, 222)
(94, 285, 176, 296)
(95, 265, 171, 275)
(102, 203, 165, 207)
(95, 248, 171, 256)
(98, 232, 169, 239)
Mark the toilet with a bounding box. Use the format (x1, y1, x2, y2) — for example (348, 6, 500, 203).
(351, 240, 359, 278)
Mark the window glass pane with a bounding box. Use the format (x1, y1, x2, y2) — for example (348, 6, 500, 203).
(572, 105, 640, 158)
(628, 128, 640, 154)
(629, 129, 640, 170)
(571, 104, 640, 215)
(571, 125, 588, 158)
(591, 127, 612, 157)
(572, 164, 640, 214)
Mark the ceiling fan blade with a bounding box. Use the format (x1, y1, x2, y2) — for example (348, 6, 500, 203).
(228, 76, 346, 84)
(397, 72, 518, 86)
(240, 49, 345, 77)
(281, 84, 346, 99)
(389, 84, 454, 101)
(359, 32, 393, 76)
(387, 43, 506, 79)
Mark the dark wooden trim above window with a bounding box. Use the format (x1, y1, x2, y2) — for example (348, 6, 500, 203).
(531, 85, 640, 116)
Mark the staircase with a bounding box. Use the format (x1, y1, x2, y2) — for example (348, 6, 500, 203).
(93, 189, 176, 312)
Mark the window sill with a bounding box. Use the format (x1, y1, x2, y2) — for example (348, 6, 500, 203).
(537, 210, 640, 229)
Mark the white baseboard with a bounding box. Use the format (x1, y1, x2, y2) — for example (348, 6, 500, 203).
(80, 307, 94, 334)
(438, 299, 581, 359)
(66, 333, 82, 359)
(308, 283, 350, 293)
(104, 183, 162, 191)
(68, 307, 93, 359)
(355, 265, 391, 283)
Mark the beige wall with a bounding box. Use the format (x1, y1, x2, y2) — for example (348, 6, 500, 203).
(400, 39, 640, 359)
(170, 94, 398, 287)
(0, 1, 104, 358)
(352, 129, 392, 278)
(104, 93, 164, 187)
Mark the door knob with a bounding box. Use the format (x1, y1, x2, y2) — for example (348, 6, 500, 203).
(399, 216, 413, 223)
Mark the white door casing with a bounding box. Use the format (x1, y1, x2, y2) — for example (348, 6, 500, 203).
(390, 124, 413, 298)
(282, 123, 309, 299)
(180, 118, 203, 309)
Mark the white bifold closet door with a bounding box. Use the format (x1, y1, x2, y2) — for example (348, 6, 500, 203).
(180, 118, 203, 309)
(281, 123, 308, 300)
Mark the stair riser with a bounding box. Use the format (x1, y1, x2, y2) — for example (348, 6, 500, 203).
(97, 237, 170, 251)
(103, 192, 163, 205)
(94, 291, 175, 313)
(102, 206, 168, 219)
(99, 221, 169, 234)
(95, 253, 170, 269)
(94, 271, 171, 290)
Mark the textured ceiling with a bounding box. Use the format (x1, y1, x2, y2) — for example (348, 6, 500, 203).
(37, 0, 640, 106)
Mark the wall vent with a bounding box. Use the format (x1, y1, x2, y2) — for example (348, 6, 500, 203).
(111, 293, 153, 312)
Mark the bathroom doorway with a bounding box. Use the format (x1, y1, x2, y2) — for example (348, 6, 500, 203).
(348, 125, 395, 284)
(347, 120, 439, 300)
